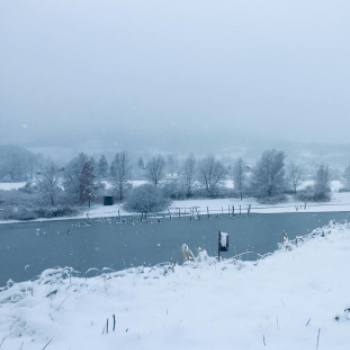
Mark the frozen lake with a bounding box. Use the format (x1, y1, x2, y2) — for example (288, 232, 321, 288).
(1, 211, 349, 286)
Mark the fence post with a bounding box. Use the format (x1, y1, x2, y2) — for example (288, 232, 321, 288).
(232, 205, 234, 216)
(178, 208, 181, 219)
(218, 231, 221, 261)
(207, 206, 210, 219)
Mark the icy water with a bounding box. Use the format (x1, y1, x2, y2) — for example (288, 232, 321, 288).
(1, 212, 349, 286)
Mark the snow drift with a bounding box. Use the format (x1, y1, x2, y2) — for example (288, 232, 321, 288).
(1, 221, 350, 349)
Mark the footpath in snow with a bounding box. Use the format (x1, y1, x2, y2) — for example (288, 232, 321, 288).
(1, 221, 350, 349)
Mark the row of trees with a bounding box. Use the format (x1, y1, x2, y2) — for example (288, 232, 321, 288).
(0, 145, 42, 181)
(1, 144, 341, 214)
(31, 149, 335, 210)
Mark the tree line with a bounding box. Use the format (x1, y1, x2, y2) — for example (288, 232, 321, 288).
(0, 145, 344, 219)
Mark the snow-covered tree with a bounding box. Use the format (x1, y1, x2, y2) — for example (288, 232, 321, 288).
(166, 154, 178, 176)
(63, 153, 90, 204)
(286, 162, 304, 194)
(0, 145, 40, 181)
(251, 149, 286, 198)
(145, 156, 166, 185)
(341, 164, 350, 192)
(314, 163, 331, 201)
(198, 156, 226, 196)
(182, 154, 197, 198)
(233, 157, 246, 200)
(110, 152, 131, 200)
(80, 161, 96, 207)
(36, 160, 61, 206)
(97, 155, 109, 178)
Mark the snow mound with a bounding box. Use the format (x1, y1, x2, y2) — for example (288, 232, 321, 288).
(1, 222, 350, 349)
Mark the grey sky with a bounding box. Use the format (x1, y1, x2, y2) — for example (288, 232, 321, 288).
(1, 0, 350, 154)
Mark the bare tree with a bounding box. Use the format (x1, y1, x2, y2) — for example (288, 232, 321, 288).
(286, 162, 304, 194)
(341, 164, 350, 191)
(137, 157, 145, 170)
(145, 156, 166, 185)
(233, 157, 246, 200)
(314, 163, 331, 201)
(198, 156, 226, 196)
(110, 151, 131, 200)
(182, 154, 197, 198)
(251, 149, 286, 198)
(36, 161, 61, 206)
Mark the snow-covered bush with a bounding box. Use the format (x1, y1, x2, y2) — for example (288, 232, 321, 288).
(124, 184, 171, 212)
(257, 193, 287, 204)
(162, 180, 187, 200)
(296, 185, 314, 202)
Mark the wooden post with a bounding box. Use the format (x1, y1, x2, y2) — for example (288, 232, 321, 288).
(207, 206, 210, 219)
(118, 210, 120, 220)
(247, 204, 251, 217)
(218, 231, 221, 261)
(232, 205, 234, 216)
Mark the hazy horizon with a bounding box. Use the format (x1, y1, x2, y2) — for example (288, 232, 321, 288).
(1, 0, 350, 155)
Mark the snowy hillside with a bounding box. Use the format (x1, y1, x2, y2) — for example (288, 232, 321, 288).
(1, 221, 350, 349)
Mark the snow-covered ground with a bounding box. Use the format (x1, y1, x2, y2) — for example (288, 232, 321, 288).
(101, 180, 147, 189)
(0, 182, 26, 191)
(1, 180, 350, 224)
(78, 189, 350, 221)
(1, 221, 349, 349)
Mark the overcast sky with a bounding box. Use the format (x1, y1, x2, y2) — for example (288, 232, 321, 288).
(1, 0, 350, 155)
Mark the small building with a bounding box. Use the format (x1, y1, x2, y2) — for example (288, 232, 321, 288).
(103, 196, 114, 206)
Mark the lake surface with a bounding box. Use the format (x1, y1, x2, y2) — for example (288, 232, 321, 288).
(1, 212, 349, 286)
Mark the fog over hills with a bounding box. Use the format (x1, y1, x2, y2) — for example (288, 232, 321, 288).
(1, 0, 350, 166)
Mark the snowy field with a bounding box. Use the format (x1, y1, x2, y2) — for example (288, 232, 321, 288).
(79, 188, 350, 222)
(0, 182, 26, 191)
(1, 221, 349, 349)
